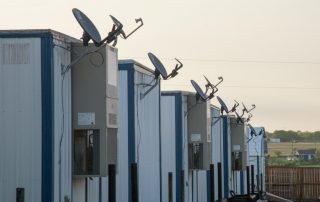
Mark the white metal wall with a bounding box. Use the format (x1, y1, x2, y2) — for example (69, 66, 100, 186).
(161, 95, 176, 202)
(116, 70, 129, 202)
(224, 117, 232, 199)
(53, 40, 73, 202)
(134, 71, 161, 202)
(181, 95, 190, 202)
(0, 38, 42, 202)
(211, 107, 222, 201)
(247, 127, 266, 192)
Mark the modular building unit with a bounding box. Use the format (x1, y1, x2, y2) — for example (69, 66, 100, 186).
(229, 117, 248, 195)
(247, 127, 266, 194)
(0, 30, 77, 202)
(71, 43, 119, 202)
(117, 60, 161, 202)
(220, 116, 250, 198)
(161, 91, 214, 202)
(209, 106, 225, 201)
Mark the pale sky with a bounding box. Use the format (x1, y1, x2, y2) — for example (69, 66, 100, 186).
(1, 0, 320, 132)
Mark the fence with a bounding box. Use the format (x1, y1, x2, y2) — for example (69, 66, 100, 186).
(266, 166, 320, 201)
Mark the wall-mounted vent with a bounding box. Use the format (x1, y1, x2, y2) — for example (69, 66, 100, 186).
(2, 43, 30, 64)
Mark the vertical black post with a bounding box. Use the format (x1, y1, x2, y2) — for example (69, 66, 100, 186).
(180, 170, 185, 202)
(210, 164, 215, 202)
(108, 164, 116, 202)
(131, 163, 139, 202)
(251, 165, 255, 194)
(246, 166, 250, 196)
(260, 173, 263, 193)
(218, 162, 222, 202)
(16, 188, 25, 202)
(168, 172, 173, 202)
(256, 174, 260, 193)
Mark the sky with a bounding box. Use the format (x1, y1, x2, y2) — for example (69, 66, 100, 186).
(1, 0, 320, 132)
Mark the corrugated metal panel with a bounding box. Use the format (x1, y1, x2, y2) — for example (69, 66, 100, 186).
(211, 107, 222, 201)
(161, 93, 190, 202)
(134, 70, 161, 202)
(116, 70, 129, 202)
(197, 171, 208, 202)
(87, 178, 100, 202)
(222, 117, 232, 199)
(247, 127, 266, 192)
(161, 95, 176, 202)
(0, 38, 42, 202)
(52, 41, 72, 202)
(72, 179, 85, 202)
(181, 95, 189, 202)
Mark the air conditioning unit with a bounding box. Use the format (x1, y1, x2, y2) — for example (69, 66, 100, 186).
(230, 117, 247, 171)
(187, 95, 211, 170)
(72, 44, 118, 177)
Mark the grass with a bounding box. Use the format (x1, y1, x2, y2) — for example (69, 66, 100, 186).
(267, 142, 320, 157)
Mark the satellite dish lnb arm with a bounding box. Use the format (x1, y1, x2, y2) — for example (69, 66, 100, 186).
(230, 100, 239, 112)
(211, 76, 223, 94)
(123, 18, 144, 39)
(99, 23, 124, 46)
(167, 58, 183, 79)
(247, 104, 256, 113)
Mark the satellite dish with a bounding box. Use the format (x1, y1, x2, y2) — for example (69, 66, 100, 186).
(258, 128, 265, 136)
(72, 8, 144, 47)
(148, 52, 183, 80)
(248, 124, 258, 136)
(216, 96, 229, 115)
(191, 80, 207, 101)
(148, 53, 168, 79)
(72, 8, 102, 46)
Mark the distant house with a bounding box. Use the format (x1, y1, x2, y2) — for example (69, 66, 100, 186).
(295, 149, 316, 160)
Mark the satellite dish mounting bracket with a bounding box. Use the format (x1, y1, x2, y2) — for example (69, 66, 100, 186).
(204, 76, 223, 100)
(165, 58, 183, 79)
(101, 15, 143, 47)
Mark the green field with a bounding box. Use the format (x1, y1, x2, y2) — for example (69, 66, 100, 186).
(267, 142, 320, 157)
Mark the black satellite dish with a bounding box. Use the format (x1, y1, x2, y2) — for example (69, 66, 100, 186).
(72, 8, 143, 47)
(72, 8, 102, 46)
(191, 80, 207, 101)
(248, 124, 258, 136)
(148, 53, 168, 79)
(258, 128, 265, 136)
(216, 96, 229, 115)
(148, 52, 183, 80)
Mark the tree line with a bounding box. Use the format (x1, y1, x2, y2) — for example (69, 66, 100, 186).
(267, 130, 320, 142)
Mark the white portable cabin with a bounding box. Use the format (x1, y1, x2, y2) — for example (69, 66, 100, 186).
(220, 116, 250, 199)
(247, 127, 266, 193)
(117, 60, 161, 202)
(230, 118, 249, 196)
(0, 29, 120, 202)
(161, 91, 215, 202)
(0, 30, 76, 202)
